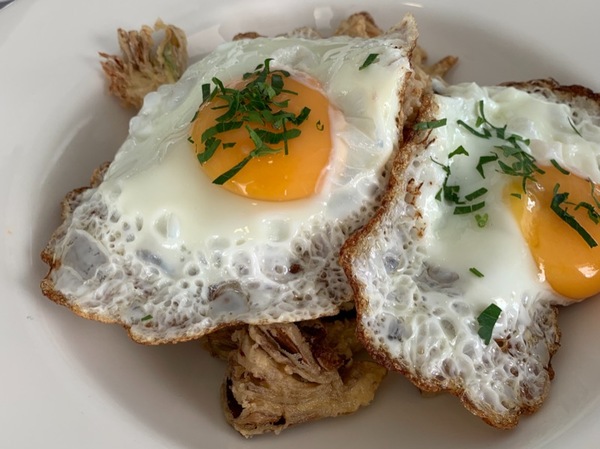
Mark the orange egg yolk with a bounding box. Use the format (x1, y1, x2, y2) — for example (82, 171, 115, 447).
(508, 164, 600, 300)
(190, 75, 332, 201)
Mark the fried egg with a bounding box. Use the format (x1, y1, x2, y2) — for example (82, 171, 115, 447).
(341, 80, 600, 428)
(41, 16, 419, 344)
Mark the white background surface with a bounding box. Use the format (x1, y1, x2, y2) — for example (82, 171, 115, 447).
(1, 0, 600, 448)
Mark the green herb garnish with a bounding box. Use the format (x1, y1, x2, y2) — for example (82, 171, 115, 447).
(141, 314, 153, 322)
(432, 156, 463, 205)
(574, 201, 600, 224)
(191, 58, 312, 185)
(551, 183, 598, 248)
(572, 180, 600, 225)
(475, 154, 498, 178)
(212, 125, 283, 185)
(437, 100, 600, 247)
(201, 83, 211, 103)
(547, 178, 600, 247)
(469, 267, 485, 278)
(414, 118, 447, 130)
(440, 100, 544, 227)
(433, 146, 488, 225)
(453, 202, 485, 215)
(477, 303, 502, 345)
(359, 53, 379, 70)
(550, 159, 570, 175)
(464, 187, 488, 201)
(448, 145, 469, 158)
(460, 100, 541, 191)
(457, 119, 491, 139)
(475, 213, 489, 228)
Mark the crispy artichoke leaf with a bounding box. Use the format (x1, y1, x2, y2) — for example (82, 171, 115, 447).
(221, 319, 387, 437)
(99, 19, 188, 109)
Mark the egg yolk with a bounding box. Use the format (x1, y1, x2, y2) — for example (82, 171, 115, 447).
(190, 75, 332, 201)
(508, 164, 600, 300)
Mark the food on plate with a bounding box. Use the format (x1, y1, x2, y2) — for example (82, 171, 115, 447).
(334, 10, 384, 38)
(340, 77, 600, 428)
(40, 15, 424, 346)
(203, 315, 386, 437)
(49, 6, 600, 436)
(99, 19, 188, 109)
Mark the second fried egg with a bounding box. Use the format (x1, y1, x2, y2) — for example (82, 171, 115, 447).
(340, 79, 600, 428)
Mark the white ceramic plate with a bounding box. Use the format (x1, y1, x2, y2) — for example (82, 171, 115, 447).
(2, 0, 600, 447)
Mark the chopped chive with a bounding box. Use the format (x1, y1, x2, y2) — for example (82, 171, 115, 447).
(574, 201, 600, 224)
(448, 145, 469, 158)
(551, 183, 598, 248)
(477, 303, 502, 345)
(292, 107, 311, 126)
(457, 120, 492, 139)
(469, 267, 485, 278)
(254, 128, 301, 145)
(282, 120, 290, 156)
(197, 137, 222, 163)
(271, 73, 284, 90)
(430, 157, 450, 174)
(201, 83, 211, 103)
(359, 53, 379, 70)
(453, 202, 485, 215)
(201, 121, 244, 143)
(212, 154, 254, 185)
(476, 154, 499, 178)
(475, 213, 489, 228)
(141, 314, 153, 322)
(465, 187, 488, 201)
(442, 184, 463, 205)
(413, 118, 447, 130)
(550, 159, 570, 175)
(510, 192, 522, 199)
